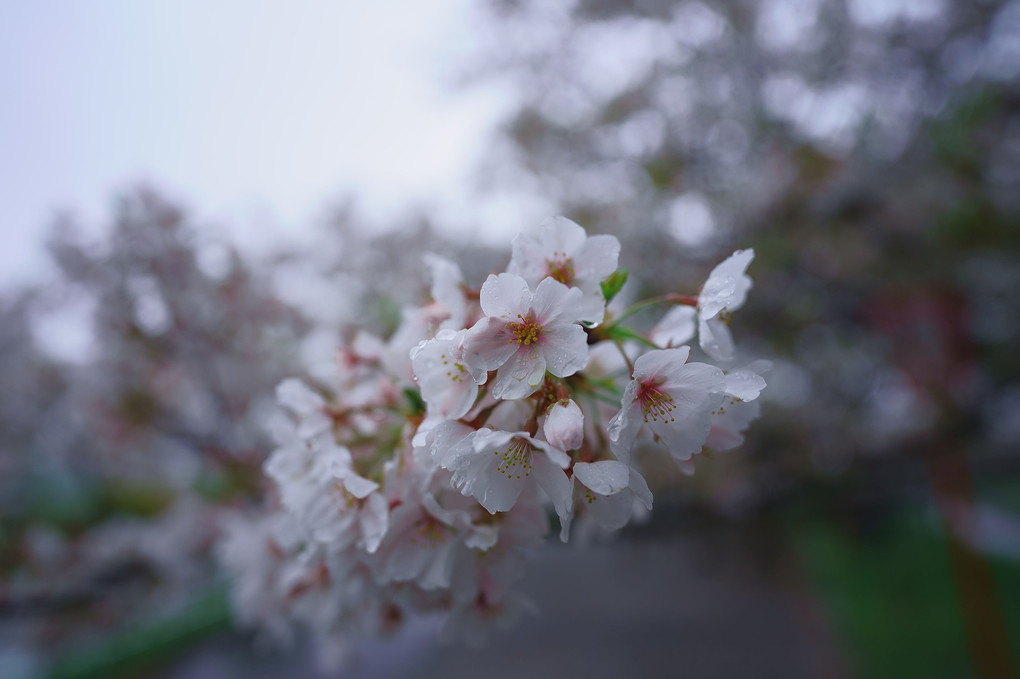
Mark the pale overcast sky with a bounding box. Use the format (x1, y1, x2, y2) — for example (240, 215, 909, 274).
(0, 1, 531, 287)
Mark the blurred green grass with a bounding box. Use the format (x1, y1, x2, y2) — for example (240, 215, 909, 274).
(795, 516, 1020, 678)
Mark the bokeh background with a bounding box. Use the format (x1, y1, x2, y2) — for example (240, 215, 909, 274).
(2, 1, 1019, 677)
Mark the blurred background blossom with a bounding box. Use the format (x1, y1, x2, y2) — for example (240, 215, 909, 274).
(1, 1, 1019, 677)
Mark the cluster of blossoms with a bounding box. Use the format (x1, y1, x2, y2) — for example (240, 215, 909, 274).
(219, 218, 767, 660)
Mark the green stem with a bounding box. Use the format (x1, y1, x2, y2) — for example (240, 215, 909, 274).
(609, 293, 697, 327)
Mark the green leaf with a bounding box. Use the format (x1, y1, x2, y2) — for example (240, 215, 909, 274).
(403, 387, 426, 415)
(600, 268, 628, 304)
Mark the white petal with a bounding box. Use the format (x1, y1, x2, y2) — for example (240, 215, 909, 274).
(491, 346, 546, 400)
(540, 323, 589, 377)
(633, 346, 691, 383)
(706, 400, 761, 451)
(628, 467, 653, 511)
(531, 453, 572, 541)
(359, 493, 389, 553)
(531, 276, 584, 325)
(343, 473, 379, 499)
(507, 232, 550, 285)
(276, 378, 325, 415)
(479, 273, 531, 320)
(543, 399, 584, 451)
(424, 253, 466, 329)
(573, 460, 630, 495)
(650, 305, 697, 348)
(465, 525, 498, 551)
(585, 490, 634, 532)
(296, 410, 331, 439)
(699, 315, 735, 362)
(723, 369, 767, 402)
(571, 234, 620, 281)
(698, 249, 753, 319)
(532, 438, 571, 468)
(607, 381, 642, 461)
(429, 420, 474, 469)
(574, 290, 608, 325)
(447, 430, 524, 513)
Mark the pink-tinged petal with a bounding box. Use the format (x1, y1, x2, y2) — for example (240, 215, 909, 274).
(699, 315, 735, 362)
(531, 452, 572, 540)
(573, 460, 630, 496)
(343, 473, 379, 499)
(723, 368, 767, 401)
(676, 458, 697, 476)
(705, 425, 744, 451)
(571, 234, 620, 280)
(461, 317, 518, 376)
(491, 345, 546, 399)
(607, 381, 643, 461)
(540, 323, 589, 377)
(651, 305, 697, 348)
(698, 249, 754, 318)
(531, 276, 583, 325)
(543, 399, 584, 451)
(359, 492, 389, 553)
(633, 346, 691, 383)
(479, 273, 531, 320)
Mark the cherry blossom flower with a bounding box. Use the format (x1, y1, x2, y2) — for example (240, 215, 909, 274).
(410, 329, 481, 436)
(508, 216, 620, 324)
(697, 249, 754, 362)
(460, 273, 588, 399)
(432, 423, 572, 529)
(607, 346, 725, 461)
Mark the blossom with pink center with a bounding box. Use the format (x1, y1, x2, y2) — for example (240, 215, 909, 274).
(508, 216, 620, 324)
(431, 422, 572, 530)
(607, 346, 725, 461)
(460, 273, 589, 400)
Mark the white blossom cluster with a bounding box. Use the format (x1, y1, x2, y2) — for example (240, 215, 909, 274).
(219, 217, 767, 657)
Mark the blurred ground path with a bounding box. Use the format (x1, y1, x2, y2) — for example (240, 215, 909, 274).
(162, 527, 845, 679)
